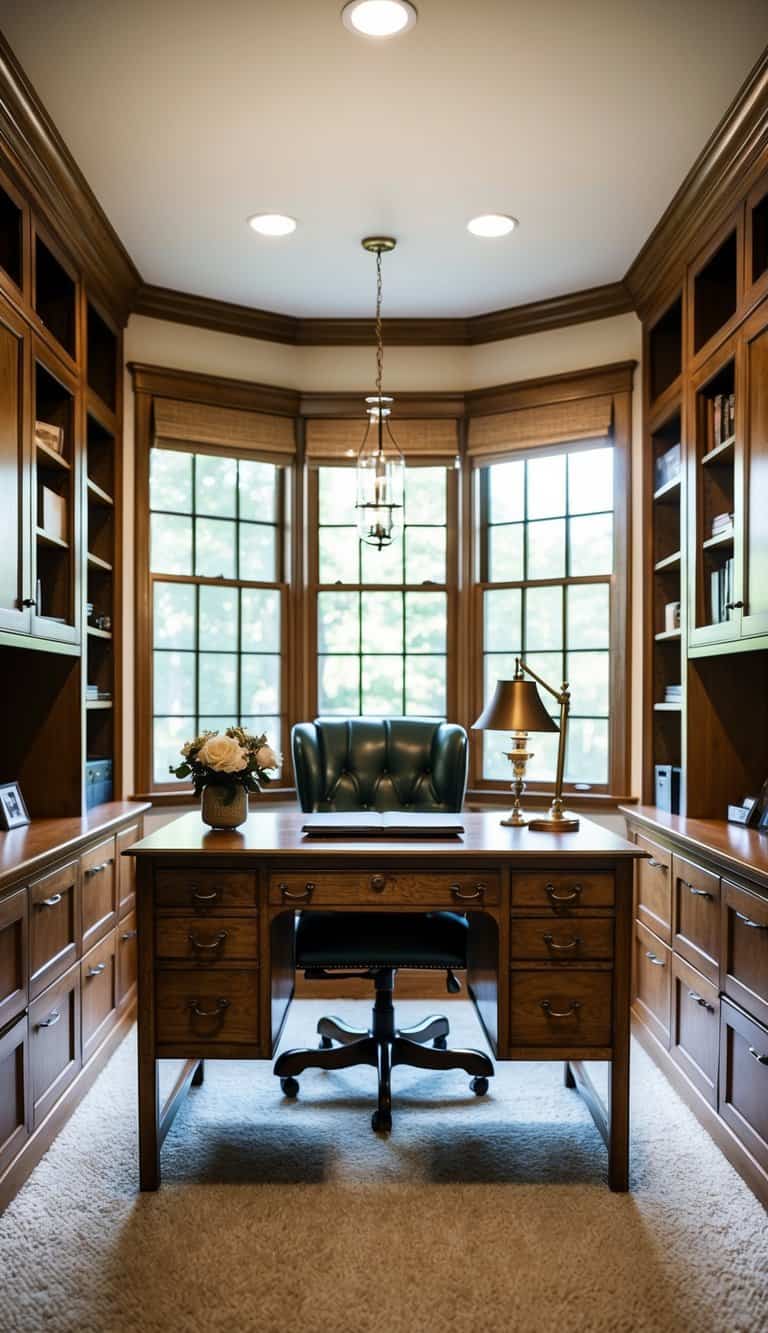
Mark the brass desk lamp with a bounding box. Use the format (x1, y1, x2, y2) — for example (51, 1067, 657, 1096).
(472, 659, 579, 832)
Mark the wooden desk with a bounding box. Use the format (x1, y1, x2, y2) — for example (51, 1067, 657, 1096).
(128, 810, 644, 1191)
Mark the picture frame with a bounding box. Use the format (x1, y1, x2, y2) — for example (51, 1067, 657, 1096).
(0, 782, 31, 831)
(758, 806, 768, 834)
(727, 796, 760, 827)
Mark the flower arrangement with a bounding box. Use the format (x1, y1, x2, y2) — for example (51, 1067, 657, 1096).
(170, 727, 280, 803)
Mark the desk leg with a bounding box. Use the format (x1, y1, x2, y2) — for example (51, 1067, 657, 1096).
(136, 860, 160, 1191)
(608, 861, 633, 1192)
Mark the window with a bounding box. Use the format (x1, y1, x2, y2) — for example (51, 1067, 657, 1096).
(313, 465, 452, 717)
(149, 447, 285, 787)
(477, 442, 616, 790)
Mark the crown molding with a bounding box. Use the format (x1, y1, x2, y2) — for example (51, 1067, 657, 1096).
(624, 47, 768, 317)
(0, 31, 141, 324)
(131, 283, 297, 344)
(466, 282, 633, 343)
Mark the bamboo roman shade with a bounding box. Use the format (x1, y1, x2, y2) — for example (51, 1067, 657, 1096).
(468, 394, 613, 459)
(153, 397, 296, 455)
(305, 417, 459, 462)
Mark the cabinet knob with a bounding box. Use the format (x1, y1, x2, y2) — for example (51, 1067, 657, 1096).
(86, 962, 107, 978)
(451, 883, 485, 901)
(647, 859, 667, 871)
(120, 929, 137, 941)
(735, 911, 767, 930)
(687, 989, 713, 1012)
(37, 1009, 61, 1029)
(190, 887, 219, 905)
(545, 882, 582, 903)
(370, 874, 387, 893)
(84, 859, 112, 877)
(37, 893, 63, 909)
(543, 933, 581, 952)
(279, 882, 314, 902)
(188, 929, 228, 953)
(21, 597, 37, 609)
(748, 1046, 768, 1066)
(724, 601, 744, 611)
(687, 884, 712, 899)
(645, 950, 665, 966)
(189, 997, 230, 1019)
(540, 1000, 582, 1019)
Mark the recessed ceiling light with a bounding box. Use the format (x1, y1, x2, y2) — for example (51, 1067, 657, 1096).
(247, 213, 297, 237)
(467, 214, 519, 238)
(341, 1, 418, 39)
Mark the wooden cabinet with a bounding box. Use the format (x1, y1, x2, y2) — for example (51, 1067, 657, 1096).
(740, 300, 768, 639)
(634, 920, 671, 1048)
(508, 971, 612, 1049)
(29, 960, 80, 1127)
(0, 887, 28, 1031)
(0, 304, 31, 635)
(670, 952, 719, 1106)
(155, 969, 261, 1050)
(80, 835, 116, 950)
(635, 834, 671, 941)
(116, 823, 140, 917)
(0, 1012, 30, 1179)
(117, 911, 137, 1010)
(671, 853, 720, 983)
(719, 997, 768, 1175)
(80, 930, 117, 1063)
(29, 859, 79, 998)
(721, 878, 768, 1029)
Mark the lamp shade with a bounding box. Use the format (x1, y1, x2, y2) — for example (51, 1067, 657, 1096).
(472, 678, 559, 734)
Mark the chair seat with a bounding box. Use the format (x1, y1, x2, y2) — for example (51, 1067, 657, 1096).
(295, 911, 468, 970)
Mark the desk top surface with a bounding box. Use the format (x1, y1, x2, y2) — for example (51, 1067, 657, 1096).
(128, 809, 642, 861)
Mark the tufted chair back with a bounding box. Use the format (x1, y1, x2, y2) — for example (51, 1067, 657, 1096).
(292, 717, 468, 814)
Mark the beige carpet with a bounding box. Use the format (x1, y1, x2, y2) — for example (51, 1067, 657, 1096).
(1, 1000, 766, 1333)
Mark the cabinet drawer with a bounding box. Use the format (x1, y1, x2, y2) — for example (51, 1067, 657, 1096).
(156, 916, 260, 963)
(634, 920, 671, 1048)
(722, 880, 768, 1028)
(509, 971, 612, 1048)
(0, 887, 28, 1031)
(117, 911, 137, 1010)
(509, 917, 613, 962)
(156, 969, 260, 1046)
(0, 1011, 30, 1179)
(636, 834, 671, 942)
(155, 869, 256, 911)
(510, 872, 613, 911)
(29, 961, 80, 1127)
(670, 953, 720, 1107)
(116, 823, 141, 918)
(80, 836, 117, 950)
(81, 930, 117, 1064)
(268, 871, 500, 908)
(672, 854, 720, 983)
(29, 859, 79, 998)
(719, 997, 768, 1175)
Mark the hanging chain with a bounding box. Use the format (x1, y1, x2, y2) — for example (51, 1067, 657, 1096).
(375, 248, 384, 400)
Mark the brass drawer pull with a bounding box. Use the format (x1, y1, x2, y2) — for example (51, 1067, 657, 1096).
(370, 874, 387, 893)
(540, 1000, 582, 1019)
(86, 962, 107, 978)
(38, 1009, 61, 1029)
(545, 883, 582, 903)
(735, 911, 768, 930)
(190, 887, 219, 904)
(645, 951, 665, 966)
(647, 859, 667, 871)
(121, 929, 137, 941)
(747, 1046, 768, 1066)
(189, 998, 230, 1019)
(451, 884, 485, 901)
(543, 933, 581, 951)
(280, 882, 315, 902)
(687, 989, 714, 1012)
(38, 893, 63, 909)
(84, 859, 113, 877)
(188, 929, 228, 952)
(687, 884, 712, 899)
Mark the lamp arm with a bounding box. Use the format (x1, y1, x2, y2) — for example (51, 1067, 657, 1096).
(517, 656, 568, 706)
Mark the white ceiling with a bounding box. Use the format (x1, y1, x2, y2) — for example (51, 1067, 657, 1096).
(3, 0, 768, 317)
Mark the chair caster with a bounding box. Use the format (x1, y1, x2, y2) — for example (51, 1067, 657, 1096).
(371, 1109, 392, 1133)
(433, 1036, 448, 1050)
(319, 1035, 333, 1049)
(470, 1076, 489, 1096)
(280, 1076, 299, 1098)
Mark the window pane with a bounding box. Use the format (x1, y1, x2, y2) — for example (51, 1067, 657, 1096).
(405, 468, 446, 525)
(241, 655, 280, 714)
(488, 460, 524, 524)
(318, 655, 359, 713)
(150, 449, 192, 513)
(318, 591, 359, 652)
(195, 517, 236, 578)
(154, 716, 194, 785)
(361, 532, 403, 584)
(199, 585, 238, 651)
(565, 717, 608, 785)
(319, 528, 358, 583)
(151, 513, 192, 575)
(362, 655, 403, 714)
(239, 522, 276, 581)
(199, 652, 238, 716)
(527, 453, 566, 519)
(527, 518, 566, 579)
(154, 582, 196, 649)
(319, 467, 358, 525)
(524, 652, 563, 695)
(568, 447, 613, 515)
(567, 583, 610, 649)
(362, 591, 403, 653)
(484, 652, 520, 701)
(154, 650, 195, 715)
(525, 731, 560, 782)
(405, 592, 447, 652)
(489, 524, 523, 581)
(242, 588, 281, 652)
(195, 454, 236, 517)
(484, 588, 521, 651)
(569, 513, 613, 576)
(198, 716, 232, 735)
(406, 656, 445, 715)
(525, 585, 563, 651)
(405, 528, 445, 583)
(483, 733, 515, 782)
(239, 460, 277, 522)
(567, 651, 609, 716)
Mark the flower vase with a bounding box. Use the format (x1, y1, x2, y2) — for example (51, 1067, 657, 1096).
(201, 784, 248, 829)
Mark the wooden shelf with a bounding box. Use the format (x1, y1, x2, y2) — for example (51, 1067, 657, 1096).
(36, 526, 69, 550)
(654, 550, 682, 572)
(702, 529, 734, 550)
(87, 477, 113, 506)
(655, 629, 681, 641)
(701, 435, 735, 465)
(35, 438, 71, 471)
(86, 699, 113, 710)
(654, 702, 682, 712)
(87, 551, 112, 572)
(87, 625, 112, 640)
(653, 475, 681, 503)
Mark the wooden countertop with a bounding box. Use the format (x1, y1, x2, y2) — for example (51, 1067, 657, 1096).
(0, 800, 151, 893)
(621, 804, 768, 892)
(127, 809, 643, 861)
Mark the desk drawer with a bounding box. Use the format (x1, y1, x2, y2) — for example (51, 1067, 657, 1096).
(81, 930, 117, 1065)
(722, 880, 768, 1029)
(81, 836, 117, 950)
(672, 854, 720, 983)
(156, 969, 260, 1044)
(635, 834, 671, 942)
(29, 962, 80, 1128)
(719, 997, 768, 1175)
(268, 871, 500, 908)
(156, 916, 260, 963)
(670, 953, 719, 1107)
(117, 911, 137, 1010)
(509, 971, 612, 1048)
(155, 869, 256, 911)
(510, 872, 614, 911)
(0, 887, 28, 1031)
(510, 917, 613, 962)
(30, 860, 79, 999)
(634, 921, 671, 1048)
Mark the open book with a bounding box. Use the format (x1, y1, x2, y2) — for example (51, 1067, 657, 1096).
(302, 812, 465, 838)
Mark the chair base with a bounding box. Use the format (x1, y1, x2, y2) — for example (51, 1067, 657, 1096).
(273, 969, 493, 1131)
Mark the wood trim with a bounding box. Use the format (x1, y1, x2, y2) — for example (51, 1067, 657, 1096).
(132, 284, 296, 344)
(468, 282, 634, 343)
(465, 362, 636, 417)
(130, 363, 299, 416)
(300, 391, 466, 419)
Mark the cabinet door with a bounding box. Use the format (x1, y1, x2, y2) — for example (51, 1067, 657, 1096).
(670, 953, 720, 1107)
(81, 930, 117, 1064)
(29, 961, 80, 1127)
(80, 835, 116, 951)
(719, 997, 768, 1175)
(29, 858, 79, 998)
(116, 822, 141, 918)
(721, 879, 768, 1028)
(0, 887, 28, 1031)
(0, 305, 32, 634)
(741, 303, 768, 637)
(634, 920, 671, 1048)
(635, 833, 672, 942)
(116, 910, 137, 1010)
(672, 854, 720, 984)
(0, 1011, 30, 1179)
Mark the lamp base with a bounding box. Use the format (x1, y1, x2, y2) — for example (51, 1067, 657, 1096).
(528, 812, 580, 832)
(500, 810, 528, 827)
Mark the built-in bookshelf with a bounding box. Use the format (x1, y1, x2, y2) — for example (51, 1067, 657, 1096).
(692, 352, 736, 636)
(648, 294, 682, 403)
(648, 401, 683, 796)
(34, 232, 77, 360)
(0, 177, 22, 288)
(691, 226, 739, 357)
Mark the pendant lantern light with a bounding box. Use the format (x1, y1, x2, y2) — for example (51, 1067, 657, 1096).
(354, 237, 405, 549)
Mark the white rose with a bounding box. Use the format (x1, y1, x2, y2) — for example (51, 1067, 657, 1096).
(255, 744, 280, 770)
(197, 734, 248, 774)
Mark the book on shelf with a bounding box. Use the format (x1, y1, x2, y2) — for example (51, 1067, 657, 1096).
(654, 442, 681, 491)
(710, 557, 735, 623)
(709, 393, 735, 450)
(40, 487, 67, 542)
(711, 512, 735, 537)
(34, 420, 64, 454)
(663, 685, 682, 702)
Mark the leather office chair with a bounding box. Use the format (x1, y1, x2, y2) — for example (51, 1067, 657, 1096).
(274, 717, 494, 1131)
